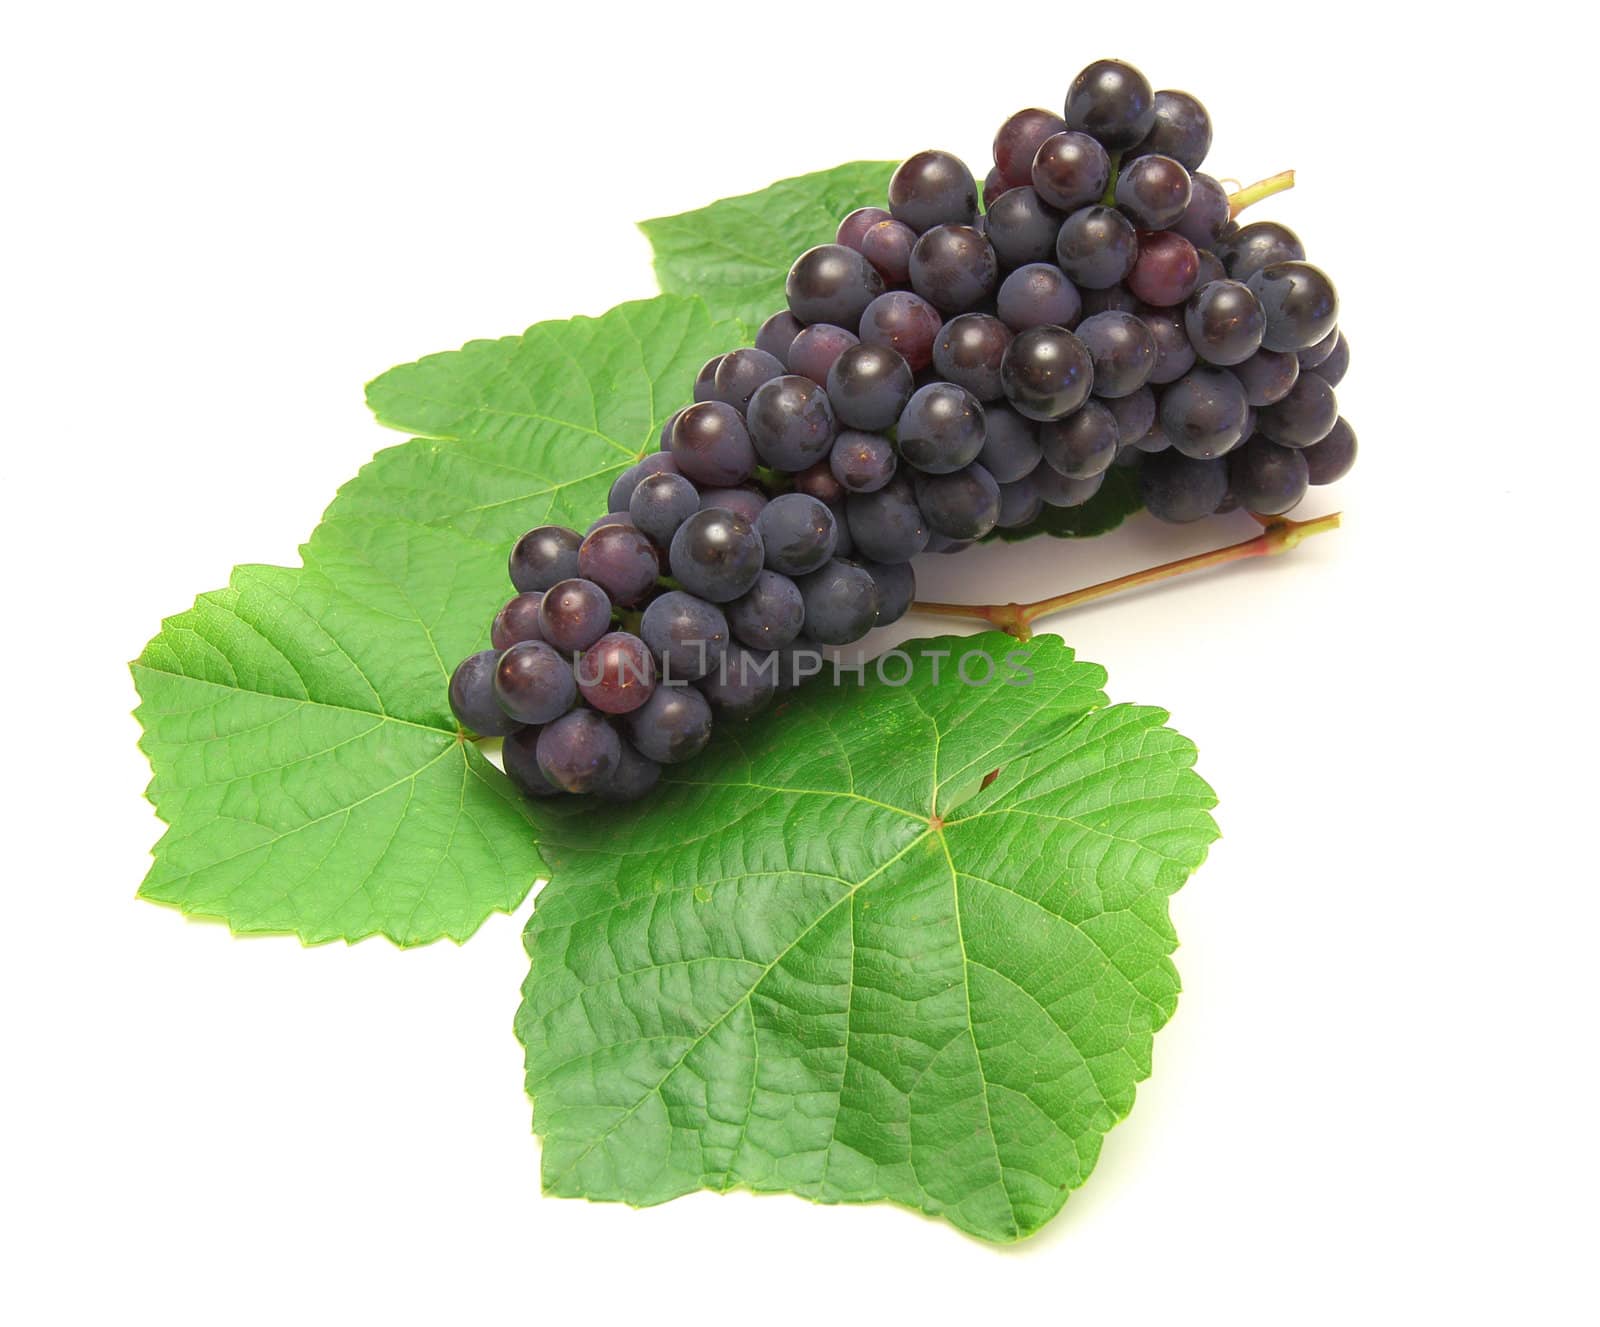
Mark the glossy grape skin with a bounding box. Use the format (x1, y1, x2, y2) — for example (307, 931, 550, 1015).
(1055, 206, 1138, 290)
(1139, 304, 1197, 384)
(829, 429, 897, 493)
(994, 107, 1068, 187)
(786, 244, 885, 327)
(491, 592, 544, 649)
(863, 560, 916, 625)
(1312, 333, 1349, 387)
(639, 590, 729, 682)
(577, 523, 659, 607)
(984, 187, 1065, 269)
(1064, 58, 1155, 149)
(1040, 399, 1118, 478)
(508, 525, 581, 593)
(668, 508, 765, 603)
(692, 355, 722, 402)
(859, 291, 943, 371)
(1033, 465, 1105, 508)
(1107, 385, 1156, 445)
(1075, 309, 1156, 398)
(909, 224, 999, 315)
(1160, 367, 1250, 459)
(996, 263, 1082, 331)
(981, 166, 1007, 210)
(913, 463, 1001, 540)
(1228, 436, 1308, 516)
(628, 471, 700, 547)
(976, 402, 1043, 482)
(1078, 284, 1140, 317)
(1115, 153, 1192, 230)
(791, 460, 846, 507)
(1131, 89, 1212, 170)
(1219, 221, 1306, 281)
(1257, 371, 1338, 446)
(1139, 450, 1229, 522)
(448, 649, 522, 737)
(1303, 416, 1357, 484)
(1297, 326, 1340, 370)
(657, 409, 681, 452)
(607, 452, 679, 513)
(931, 313, 1012, 402)
(727, 570, 806, 649)
(755, 310, 805, 366)
(535, 708, 621, 794)
(1029, 131, 1111, 212)
(536, 577, 613, 653)
(787, 323, 858, 386)
(1193, 248, 1226, 289)
(995, 473, 1043, 527)
(669, 401, 759, 487)
(756, 492, 838, 576)
(709, 348, 785, 412)
(888, 150, 979, 232)
(837, 206, 892, 252)
(587, 512, 634, 535)
(846, 474, 931, 562)
(576, 631, 657, 714)
(1185, 280, 1266, 366)
(1232, 348, 1300, 406)
(796, 559, 881, 645)
(501, 727, 563, 799)
(1127, 230, 1200, 307)
(625, 684, 714, 764)
(697, 645, 779, 720)
(697, 487, 768, 525)
(746, 374, 837, 472)
(1000, 325, 1094, 421)
(861, 218, 917, 285)
(1247, 262, 1339, 353)
(896, 381, 987, 474)
(596, 741, 662, 803)
(1173, 173, 1230, 249)
(825, 342, 915, 431)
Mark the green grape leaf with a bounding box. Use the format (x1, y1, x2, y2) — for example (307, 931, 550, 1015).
(988, 465, 1145, 542)
(132, 295, 746, 945)
(640, 161, 898, 328)
(515, 633, 1218, 1242)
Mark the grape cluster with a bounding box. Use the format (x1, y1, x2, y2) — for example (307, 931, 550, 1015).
(448, 56, 1357, 803)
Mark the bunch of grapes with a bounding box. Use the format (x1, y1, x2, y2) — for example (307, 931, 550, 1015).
(448, 56, 1357, 804)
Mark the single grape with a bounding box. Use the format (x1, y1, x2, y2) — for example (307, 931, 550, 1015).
(535, 709, 621, 794)
(909, 223, 999, 314)
(727, 569, 806, 649)
(863, 560, 916, 625)
(1029, 131, 1111, 212)
(491, 592, 544, 649)
(1257, 372, 1338, 446)
(1219, 221, 1306, 281)
(846, 473, 931, 562)
(931, 312, 1013, 401)
(1131, 89, 1212, 170)
(1055, 205, 1138, 289)
(913, 463, 1001, 539)
(1107, 385, 1156, 445)
(1000, 325, 1094, 420)
(1076, 309, 1156, 397)
(1127, 229, 1200, 307)
(697, 645, 779, 720)
(577, 522, 659, 607)
(708, 348, 785, 413)
(448, 650, 521, 737)
(501, 727, 563, 799)
(888, 150, 979, 232)
(692, 355, 722, 402)
(1064, 58, 1155, 149)
(756, 492, 838, 576)
(596, 740, 662, 803)
(668, 507, 765, 603)
(1231, 348, 1301, 406)
(1033, 464, 1105, 508)
(796, 559, 881, 645)
(1185, 280, 1266, 366)
(625, 684, 714, 764)
(837, 205, 892, 251)
(996, 262, 1082, 331)
(1172, 173, 1230, 249)
(606, 451, 678, 512)
(697, 487, 768, 525)
(755, 310, 805, 367)
(791, 460, 846, 507)
(786, 244, 885, 327)
(1115, 153, 1192, 230)
(575, 631, 657, 715)
(994, 107, 1068, 187)
(897, 381, 987, 473)
(858, 290, 943, 371)
(1040, 400, 1118, 478)
(628, 470, 701, 547)
(1297, 326, 1340, 370)
(657, 409, 681, 452)
(976, 402, 1042, 482)
(537, 577, 613, 653)
(861, 218, 917, 284)
(787, 323, 859, 387)
(508, 525, 581, 593)
(1228, 437, 1309, 516)
(985, 186, 1065, 269)
(587, 511, 634, 534)
(1246, 261, 1339, 353)
(996, 473, 1043, 528)
(746, 373, 837, 472)
(826, 342, 914, 431)
(669, 401, 759, 487)
(1160, 367, 1250, 458)
(1303, 416, 1357, 485)
(1139, 304, 1197, 383)
(1139, 450, 1229, 522)
(830, 429, 898, 493)
(1312, 332, 1349, 387)
(1079, 284, 1141, 317)
(982, 166, 1007, 210)
(639, 589, 729, 682)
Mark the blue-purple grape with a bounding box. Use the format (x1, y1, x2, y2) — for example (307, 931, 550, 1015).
(826, 342, 914, 431)
(628, 470, 701, 546)
(535, 708, 621, 794)
(1139, 450, 1229, 522)
(786, 244, 885, 327)
(977, 402, 1043, 482)
(448, 650, 521, 737)
(625, 684, 714, 764)
(1000, 325, 1093, 420)
(491, 592, 544, 649)
(1040, 400, 1118, 478)
(493, 639, 577, 725)
(639, 590, 728, 682)
(669, 401, 759, 487)
(996, 262, 1082, 331)
(897, 381, 987, 473)
(830, 429, 897, 493)
(1303, 416, 1357, 484)
(796, 559, 881, 645)
(913, 463, 1001, 539)
(931, 313, 1013, 402)
(909, 224, 999, 314)
(668, 507, 765, 602)
(756, 492, 837, 575)
(727, 570, 805, 649)
(508, 525, 581, 593)
(1228, 436, 1309, 516)
(888, 150, 979, 232)
(577, 522, 659, 607)
(537, 577, 613, 652)
(846, 473, 930, 562)
(747, 373, 837, 472)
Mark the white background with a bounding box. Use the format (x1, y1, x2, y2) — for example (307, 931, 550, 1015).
(3, 3, 1593, 1322)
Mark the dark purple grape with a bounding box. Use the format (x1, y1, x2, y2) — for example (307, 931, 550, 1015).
(1312, 333, 1349, 387)
(1185, 281, 1266, 366)
(994, 108, 1068, 188)
(1065, 59, 1155, 150)
(1115, 153, 1191, 230)
(639, 590, 728, 681)
(669, 401, 758, 487)
(981, 166, 1007, 210)
(692, 356, 722, 403)
(448, 650, 521, 737)
(491, 592, 544, 650)
(1076, 309, 1156, 398)
(977, 402, 1043, 482)
(1000, 325, 1093, 420)
(668, 507, 765, 603)
(709, 348, 785, 413)
(1107, 385, 1156, 446)
(1139, 450, 1229, 522)
(985, 187, 1064, 269)
(786, 244, 885, 327)
(1127, 230, 1200, 307)
(1219, 221, 1306, 281)
(727, 570, 805, 649)
(996, 473, 1043, 528)
(787, 323, 858, 387)
(755, 310, 805, 366)
(1139, 304, 1197, 384)
(846, 474, 930, 562)
(1172, 173, 1230, 249)
(697, 487, 768, 525)
(913, 463, 1001, 539)
(888, 150, 979, 232)
(1030, 131, 1110, 212)
(607, 452, 679, 513)
(508, 525, 581, 593)
(1257, 372, 1338, 446)
(537, 578, 613, 653)
(830, 429, 897, 493)
(837, 206, 891, 251)
(861, 218, 917, 285)
(858, 291, 942, 371)
(746, 374, 836, 472)
(932, 313, 1013, 401)
(1131, 90, 1212, 170)
(1033, 465, 1105, 508)
(1193, 248, 1227, 288)
(1228, 437, 1308, 516)
(863, 560, 916, 625)
(796, 559, 881, 645)
(697, 645, 779, 720)
(756, 492, 837, 576)
(577, 523, 659, 608)
(625, 684, 714, 764)
(1232, 349, 1300, 406)
(1055, 206, 1138, 290)
(501, 727, 563, 799)
(1040, 400, 1118, 478)
(897, 381, 987, 473)
(1246, 262, 1339, 353)
(1079, 284, 1140, 317)
(574, 631, 656, 715)
(628, 471, 701, 547)
(596, 741, 661, 803)
(996, 262, 1082, 332)
(657, 409, 681, 452)
(909, 224, 999, 314)
(536, 709, 621, 794)
(791, 460, 845, 507)
(826, 342, 914, 431)
(1160, 367, 1250, 459)
(1297, 326, 1340, 370)
(492, 639, 575, 725)
(1303, 417, 1357, 484)
(587, 511, 633, 534)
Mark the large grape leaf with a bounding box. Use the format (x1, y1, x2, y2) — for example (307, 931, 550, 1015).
(132, 295, 747, 944)
(640, 161, 897, 329)
(516, 632, 1218, 1242)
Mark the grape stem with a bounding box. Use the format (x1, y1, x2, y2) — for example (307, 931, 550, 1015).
(909, 508, 1342, 641)
(1227, 170, 1295, 218)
